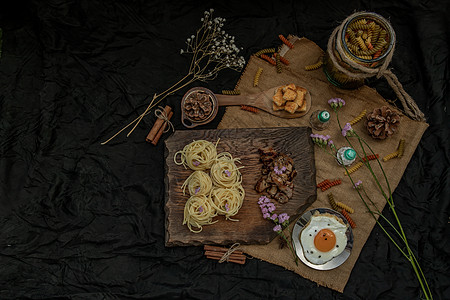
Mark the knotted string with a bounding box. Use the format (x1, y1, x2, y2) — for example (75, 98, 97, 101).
(326, 11, 426, 122)
(218, 243, 242, 263)
(155, 106, 174, 133)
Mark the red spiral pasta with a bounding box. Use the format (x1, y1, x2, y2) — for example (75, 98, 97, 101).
(240, 105, 258, 113)
(278, 34, 294, 49)
(260, 54, 276, 66)
(362, 154, 379, 162)
(317, 179, 331, 188)
(341, 209, 356, 228)
(320, 179, 342, 191)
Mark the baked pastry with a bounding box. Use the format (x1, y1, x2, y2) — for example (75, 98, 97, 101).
(282, 89, 297, 101)
(296, 97, 307, 112)
(272, 103, 285, 111)
(272, 89, 286, 107)
(271, 83, 308, 114)
(284, 101, 298, 114)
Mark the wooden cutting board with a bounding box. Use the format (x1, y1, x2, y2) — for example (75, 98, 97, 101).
(164, 127, 317, 247)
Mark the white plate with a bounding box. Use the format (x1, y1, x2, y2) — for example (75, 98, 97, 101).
(292, 207, 354, 270)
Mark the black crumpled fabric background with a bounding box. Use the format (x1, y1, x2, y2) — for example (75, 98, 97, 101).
(0, 0, 448, 299)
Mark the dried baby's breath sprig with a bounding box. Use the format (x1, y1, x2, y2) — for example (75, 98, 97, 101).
(102, 9, 245, 144)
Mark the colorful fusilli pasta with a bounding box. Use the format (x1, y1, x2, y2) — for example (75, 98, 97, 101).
(240, 105, 258, 113)
(222, 89, 241, 95)
(273, 53, 289, 65)
(383, 151, 399, 162)
(305, 58, 323, 71)
(362, 154, 379, 162)
(275, 52, 282, 73)
(341, 209, 356, 228)
(317, 179, 331, 188)
(349, 109, 367, 125)
(327, 193, 339, 211)
(336, 201, 355, 214)
(344, 161, 364, 176)
(320, 179, 342, 191)
(254, 48, 276, 57)
(397, 139, 405, 158)
(260, 54, 276, 66)
(253, 67, 263, 87)
(278, 34, 294, 49)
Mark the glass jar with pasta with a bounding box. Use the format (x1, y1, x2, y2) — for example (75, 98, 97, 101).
(323, 12, 396, 89)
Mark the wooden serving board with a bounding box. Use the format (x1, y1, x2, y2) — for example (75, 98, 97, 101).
(164, 127, 317, 247)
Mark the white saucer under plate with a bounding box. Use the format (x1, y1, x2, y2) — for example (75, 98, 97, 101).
(292, 207, 354, 270)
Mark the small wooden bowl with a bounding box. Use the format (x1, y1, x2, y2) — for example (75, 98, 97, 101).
(181, 87, 218, 128)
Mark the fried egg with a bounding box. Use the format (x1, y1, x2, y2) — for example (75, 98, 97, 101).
(299, 212, 348, 265)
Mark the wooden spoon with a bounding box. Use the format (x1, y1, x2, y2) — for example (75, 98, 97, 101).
(181, 86, 311, 128)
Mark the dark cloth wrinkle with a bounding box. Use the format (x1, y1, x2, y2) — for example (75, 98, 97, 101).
(0, 0, 448, 299)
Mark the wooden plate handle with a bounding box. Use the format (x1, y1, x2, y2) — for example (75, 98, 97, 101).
(215, 94, 258, 107)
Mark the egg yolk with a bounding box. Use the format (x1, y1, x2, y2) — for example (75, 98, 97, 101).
(314, 229, 336, 252)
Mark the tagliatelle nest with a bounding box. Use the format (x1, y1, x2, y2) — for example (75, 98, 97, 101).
(365, 106, 401, 139)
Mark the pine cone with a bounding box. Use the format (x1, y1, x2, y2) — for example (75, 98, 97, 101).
(365, 106, 401, 139)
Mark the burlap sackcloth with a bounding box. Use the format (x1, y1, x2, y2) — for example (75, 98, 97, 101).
(217, 37, 429, 293)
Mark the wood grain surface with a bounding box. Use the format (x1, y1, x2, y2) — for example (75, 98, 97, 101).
(164, 127, 316, 247)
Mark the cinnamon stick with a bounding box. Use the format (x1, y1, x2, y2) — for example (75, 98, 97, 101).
(204, 245, 243, 255)
(146, 105, 172, 143)
(151, 111, 173, 146)
(206, 255, 245, 265)
(204, 250, 246, 261)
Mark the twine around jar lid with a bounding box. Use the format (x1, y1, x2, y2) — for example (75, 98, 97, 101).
(326, 11, 426, 122)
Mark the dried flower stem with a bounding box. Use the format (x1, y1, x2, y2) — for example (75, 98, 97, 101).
(102, 9, 245, 144)
(334, 110, 433, 300)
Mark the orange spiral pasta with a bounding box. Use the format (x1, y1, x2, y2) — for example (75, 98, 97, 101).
(327, 193, 339, 211)
(260, 54, 276, 66)
(341, 209, 356, 228)
(344, 161, 364, 176)
(278, 34, 294, 49)
(240, 105, 258, 113)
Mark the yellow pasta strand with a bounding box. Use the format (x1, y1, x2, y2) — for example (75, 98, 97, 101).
(335, 201, 355, 214)
(383, 151, 399, 162)
(253, 67, 263, 87)
(344, 161, 364, 175)
(349, 109, 367, 125)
